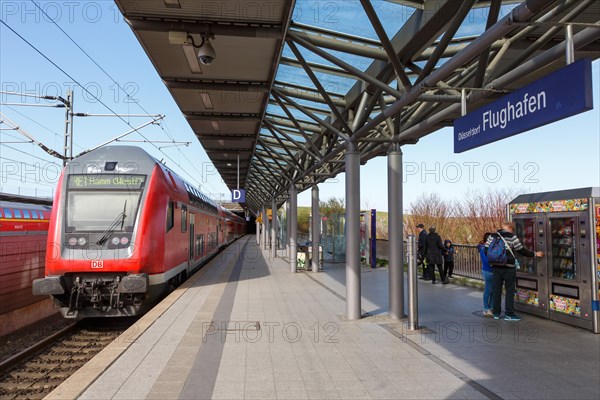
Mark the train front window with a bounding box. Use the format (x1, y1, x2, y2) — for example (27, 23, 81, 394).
(67, 191, 142, 232)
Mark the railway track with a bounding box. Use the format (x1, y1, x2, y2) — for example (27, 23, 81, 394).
(0, 319, 133, 400)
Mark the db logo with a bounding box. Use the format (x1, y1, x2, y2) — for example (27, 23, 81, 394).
(91, 260, 104, 269)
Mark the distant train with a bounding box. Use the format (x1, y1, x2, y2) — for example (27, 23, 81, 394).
(33, 146, 246, 318)
(1, 195, 52, 316)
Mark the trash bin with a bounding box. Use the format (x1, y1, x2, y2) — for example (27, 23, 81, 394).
(297, 244, 309, 270)
(297, 242, 322, 270)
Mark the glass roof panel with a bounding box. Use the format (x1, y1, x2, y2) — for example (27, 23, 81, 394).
(291, 0, 417, 40)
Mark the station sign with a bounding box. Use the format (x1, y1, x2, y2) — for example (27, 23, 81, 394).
(454, 58, 593, 153)
(231, 189, 245, 203)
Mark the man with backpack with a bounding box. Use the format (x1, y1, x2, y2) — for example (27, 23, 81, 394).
(485, 221, 544, 321)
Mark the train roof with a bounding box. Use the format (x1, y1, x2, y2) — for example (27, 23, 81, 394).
(66, 145, 158, 174)
(0, 200, 52, 211)
(0, 193, 52, 206)
(67, 145, 219, 210)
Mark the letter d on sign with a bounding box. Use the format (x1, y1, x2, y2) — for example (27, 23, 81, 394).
(231, 189, 246, 202)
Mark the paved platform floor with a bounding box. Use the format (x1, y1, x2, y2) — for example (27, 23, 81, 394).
(48, 236, 599, 399)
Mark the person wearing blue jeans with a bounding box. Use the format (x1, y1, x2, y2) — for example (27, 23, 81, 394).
(485, 221, 543, 321)
(477, 233, 494, 316)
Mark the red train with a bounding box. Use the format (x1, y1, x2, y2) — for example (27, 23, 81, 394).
(1, 195, 52, 316)
(33, 146, 246, 318)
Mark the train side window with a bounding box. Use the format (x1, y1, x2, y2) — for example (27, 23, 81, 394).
(181, 205, 187, 233)
(166, 201, 174, 232)
(13, 209, 22, 218)
(22, 210, 31, 219)
(3, 209, 12, 218)
(31, 210, 38, 219)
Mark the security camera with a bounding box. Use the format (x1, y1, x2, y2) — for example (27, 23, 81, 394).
(197, 40, 216, 65)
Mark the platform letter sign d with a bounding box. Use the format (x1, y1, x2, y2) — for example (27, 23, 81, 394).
(231, 189, 246, 203)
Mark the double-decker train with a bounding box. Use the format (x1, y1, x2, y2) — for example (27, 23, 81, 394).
(33, 146, 246, 318)
(1, 195, 52, 316)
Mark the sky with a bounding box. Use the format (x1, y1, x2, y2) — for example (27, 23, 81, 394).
(1, 1, 598, 212)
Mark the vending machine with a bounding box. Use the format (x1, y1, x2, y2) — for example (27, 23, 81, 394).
(509, 188, 600, 333)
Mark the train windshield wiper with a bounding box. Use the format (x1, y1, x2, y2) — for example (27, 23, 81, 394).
(96, 201, 127, 245)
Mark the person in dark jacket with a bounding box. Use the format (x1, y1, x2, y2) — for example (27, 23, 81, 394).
(424, 226, 446, 284)
(442, 239, 455, 284)
(485, 221, 543, 321)
(416, 224, 429, 279)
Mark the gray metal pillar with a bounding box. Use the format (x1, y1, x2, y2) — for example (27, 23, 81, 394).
(311, 185, 320, 273)
(262, 207, 268, 251)
(346, 142, 361, 320)
(286, 200, 291, 258)
(256, 220, 260, 245)
(388, 145, 404, 320)
(271, 197, 277, 259)
(565, 24, 574, 64)
(407, 235, 419, 331)
(290, 184, 298, 273)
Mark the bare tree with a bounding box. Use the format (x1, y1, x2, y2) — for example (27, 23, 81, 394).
(406, 188, 522, 244)
(406, 192, 454, 239)
(455, 188, 521, 243)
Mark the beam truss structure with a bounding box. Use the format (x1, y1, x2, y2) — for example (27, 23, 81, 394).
(115, 0, 599, 213)
(244, 0, 600, 210)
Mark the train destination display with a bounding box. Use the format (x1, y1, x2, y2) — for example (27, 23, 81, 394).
(68, 175, 146, 189)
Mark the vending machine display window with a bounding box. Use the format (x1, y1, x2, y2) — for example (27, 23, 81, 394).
(509, 187, 599, 332)
(550, 217, 577, 280)
(515, 218, 536, 275)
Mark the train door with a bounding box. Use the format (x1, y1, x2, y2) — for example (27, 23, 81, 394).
(216, 216, 221, 248)
(546, 213, 593, 330)
(514, 215, 549, 318)
(189, 213, 195, 270)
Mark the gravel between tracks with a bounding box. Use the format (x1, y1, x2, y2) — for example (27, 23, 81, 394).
(0, 314, 73, 364)
(0, 318, 133, 400)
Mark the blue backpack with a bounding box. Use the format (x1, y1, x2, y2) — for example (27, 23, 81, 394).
(487, 235, 507, 265)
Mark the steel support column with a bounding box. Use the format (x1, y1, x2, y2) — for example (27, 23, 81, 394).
(345, 143, 361, 320)
(407, 235, 419, 331)
(262, 207, 268, 251)
(311, 185, 320, 273)
(290, 184, 298, 273)
(256, 220, 260, 245)
(272, 197, 277, 259)
(388, 145, 404, 320)
(286, 200, 291, 258)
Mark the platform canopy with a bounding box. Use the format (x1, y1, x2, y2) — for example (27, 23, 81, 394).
(113, 0, 600, 214)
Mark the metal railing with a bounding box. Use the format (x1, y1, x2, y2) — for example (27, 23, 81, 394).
(373, 239, 483, 280)
(292, 236, 484, 281)
(453, 244, 483, 280)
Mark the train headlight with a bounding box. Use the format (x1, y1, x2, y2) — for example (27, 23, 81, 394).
(68, 237, 78, 246)
(111, 237, 120, 245)
(120, 236, 129, 245)
(78, 237, 87, 246)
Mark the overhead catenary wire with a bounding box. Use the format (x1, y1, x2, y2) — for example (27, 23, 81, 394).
(4, 105, 81, 149)
(0, 18, 215, 193)
(24, 1, 221, 195)
(0, 112, 66, 160)
(1, 142, 62, 166)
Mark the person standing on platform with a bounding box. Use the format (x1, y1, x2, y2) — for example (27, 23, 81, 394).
(416, 224, 429, 279)
(442, 239, 455, 284)
(478, 232, 494, 316)
(486, 221, 544, 321)
(424, 226, 446, 284)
